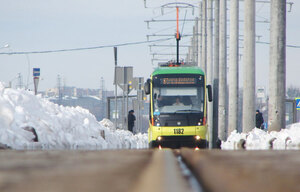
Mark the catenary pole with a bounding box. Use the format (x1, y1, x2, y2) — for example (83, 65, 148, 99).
(191, 35, 195, 63)
(201, 0, 207, 73)
(123, 82, 126, 129)
(176, 6, 181, 64)
(207, 0, 213, 148)
(213, 0, 220, 147)
(187, 46, 191, 62)
(126, 85, 129, 130)
(268, 0, 286, 131)
(114, 47, 118, 129)
(228, 0, 239, 135)
(218, 0, 227, 141)
(194, 19, 199, 65)
(198, 2, 202, 67)
(242, 0, 256, 133)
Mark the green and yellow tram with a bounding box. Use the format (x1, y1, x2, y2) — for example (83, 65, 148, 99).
(144, 64, 212, 149)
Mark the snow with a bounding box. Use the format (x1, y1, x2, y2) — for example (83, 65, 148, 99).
(222, 124, 300, 150)
(0, 83, 148, 150)
(2, 82, 299, 151)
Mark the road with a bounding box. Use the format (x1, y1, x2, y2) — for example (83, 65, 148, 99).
(0, 150, 190, 192)
(0, 149, 300, 192)
(181, 149, 300, 192)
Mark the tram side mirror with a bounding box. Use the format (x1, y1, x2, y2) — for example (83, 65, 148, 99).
(144, 79, 150, 95)
(206, 85, 213, 102)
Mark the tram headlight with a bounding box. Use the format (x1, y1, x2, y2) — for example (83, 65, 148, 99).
(195, 135, 201, 140)
(157, 136, 162, 141)
(156, 122, 160, 126)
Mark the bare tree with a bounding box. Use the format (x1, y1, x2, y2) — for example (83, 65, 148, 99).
(286, 86, 300, 99)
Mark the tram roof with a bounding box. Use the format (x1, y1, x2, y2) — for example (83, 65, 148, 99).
(152, 66, 205, 76)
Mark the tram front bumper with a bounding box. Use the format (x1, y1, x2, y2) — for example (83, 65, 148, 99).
(150, 136, 208, 149)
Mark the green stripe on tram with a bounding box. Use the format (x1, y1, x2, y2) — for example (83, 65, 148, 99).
(152, 67, 205, 76)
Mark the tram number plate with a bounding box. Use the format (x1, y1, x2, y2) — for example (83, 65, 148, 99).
(174, 128, 184, 134)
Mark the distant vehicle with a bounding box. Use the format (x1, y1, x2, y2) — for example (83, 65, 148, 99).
(144, 63, 212, 149)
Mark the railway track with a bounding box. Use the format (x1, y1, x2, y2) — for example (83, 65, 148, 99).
(0, 149, 299, 192)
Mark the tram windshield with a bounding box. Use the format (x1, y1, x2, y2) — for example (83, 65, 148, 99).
(152, 86, 204, 114)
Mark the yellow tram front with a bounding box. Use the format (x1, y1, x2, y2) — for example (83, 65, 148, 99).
(144, 66, 212, 149)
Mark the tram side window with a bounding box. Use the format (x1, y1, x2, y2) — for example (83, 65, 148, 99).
(197, 87, 204, 109)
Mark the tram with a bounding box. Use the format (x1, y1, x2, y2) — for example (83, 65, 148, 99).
(144, 63, 212, 149)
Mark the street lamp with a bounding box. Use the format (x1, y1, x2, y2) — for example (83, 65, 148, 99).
(0, 44, 9, 51)
(25, 54, 31, 89)
(2, 44, 9, 49)
(2, 44, 31, 89)
(8, 74, 19, 88)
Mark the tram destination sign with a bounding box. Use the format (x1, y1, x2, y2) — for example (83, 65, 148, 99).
(161, 77, 196, 85)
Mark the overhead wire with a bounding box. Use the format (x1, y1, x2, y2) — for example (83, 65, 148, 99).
(152, 9, 176, 19)
(181, 10, 188, 35)
(146, 0, 199, 66)
(149, 10, 192, 60)
(152, 25, 177, 34)
(0, 37, 174, 55)
(256, 41, 300, 48)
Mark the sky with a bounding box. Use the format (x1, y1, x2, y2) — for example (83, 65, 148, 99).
(0, 0, 299, 93)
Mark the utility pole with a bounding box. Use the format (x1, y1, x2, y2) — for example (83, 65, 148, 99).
(126, 86, 129, 130)
(213, 0, 220, 147)
(187, 46, 191, 63)
(194, 18, 199, 66)
(190, 37, 194, 63)
(201, 0, 207, 73)
(268, 0, 286, 132)
(17, 73, 23, 89)
(207, 0, 213, 148)
(228, 0, 239, 134)
(198, 2, 202, 67)
(114, 47, 118, 129)
(100, 77, 106, 120)
(242, 0, 256, 133)
(123, 84, 126, 130)
(218, 0, 227, 141)
(176, 6, 181, 65)
(136, 77, 144, 133)
(192, 27, 195, 65)
(57, 75, 62, 104)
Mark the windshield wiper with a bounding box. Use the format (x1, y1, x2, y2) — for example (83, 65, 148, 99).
(174, 110, 202, 113)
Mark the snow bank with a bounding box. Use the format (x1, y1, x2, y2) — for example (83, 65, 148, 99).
(0, 83, 148, 150)
(222, 124, 300, 150)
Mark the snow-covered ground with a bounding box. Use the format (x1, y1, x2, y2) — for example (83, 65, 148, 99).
(222, 123, 300, 150)
(0, 83, 148, 150)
